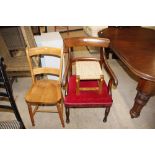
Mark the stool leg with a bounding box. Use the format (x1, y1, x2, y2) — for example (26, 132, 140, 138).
(103, 107, 111, 122)
(99, 75, 104, 94)
(65, 107, 70, 123)
(76, 75, 80, 95)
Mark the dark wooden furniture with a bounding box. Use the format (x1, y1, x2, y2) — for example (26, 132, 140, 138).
(55, 26, 69, 35)
(25, 47, 64, 127)
(98, 27, 155, 118)
(31, 26, 47, 35)
(63, 37, 118, 123)
(0, 57, 25, 129)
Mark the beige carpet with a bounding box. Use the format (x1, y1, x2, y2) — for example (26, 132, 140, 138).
(0, 30, 155, 128)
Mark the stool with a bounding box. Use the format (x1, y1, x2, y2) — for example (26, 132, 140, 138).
(75, 61, 104, 95)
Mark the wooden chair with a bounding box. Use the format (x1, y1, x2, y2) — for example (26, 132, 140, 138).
(63, 37, 118, 123)
(25, 47, 64, 127)
(0, 57, 25, 129)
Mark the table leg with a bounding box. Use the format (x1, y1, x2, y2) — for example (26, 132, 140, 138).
(130, 79, 155, 118)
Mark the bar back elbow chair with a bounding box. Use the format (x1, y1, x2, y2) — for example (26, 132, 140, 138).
(25, 47, 64, 127)
(63, 37, 118, 123)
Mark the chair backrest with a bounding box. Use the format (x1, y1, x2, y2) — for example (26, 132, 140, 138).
(64, 37, 110, 60)
(64, 37, 110, 49)
(26, 47, 63, 83)
(64, 37, 110, 73)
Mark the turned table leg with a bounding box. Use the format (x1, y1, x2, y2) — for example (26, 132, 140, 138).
(130, 79, 155, 118)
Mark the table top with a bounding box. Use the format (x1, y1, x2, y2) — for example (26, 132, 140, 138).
(98, 27, 155, 82)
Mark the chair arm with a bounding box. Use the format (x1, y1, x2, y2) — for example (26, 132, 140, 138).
(102, 55, 118, 87)
(62, 60, 70, 88)
(104, 62, 118, 87)
(103, 60, 118, 95)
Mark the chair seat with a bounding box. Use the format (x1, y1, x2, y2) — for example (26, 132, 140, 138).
(64, 75, 112, 107)
(25, 79, 61, 104)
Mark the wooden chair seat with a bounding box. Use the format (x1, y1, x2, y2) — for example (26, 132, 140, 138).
(25, 80, 61, 104)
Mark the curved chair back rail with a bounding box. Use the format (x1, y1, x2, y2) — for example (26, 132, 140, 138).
(64, 37, 110, 51)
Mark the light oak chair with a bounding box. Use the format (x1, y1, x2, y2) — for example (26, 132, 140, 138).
(25, 47, 64, 127)
(63, 37, 118, 123)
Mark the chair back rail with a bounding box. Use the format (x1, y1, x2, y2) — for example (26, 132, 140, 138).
(64, 37, 110, 49)
(26, 47, 63, 83)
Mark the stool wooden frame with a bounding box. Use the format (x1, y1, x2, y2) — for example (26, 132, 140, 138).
(25, 47, 64, 127)
(75, 61, 104, 95)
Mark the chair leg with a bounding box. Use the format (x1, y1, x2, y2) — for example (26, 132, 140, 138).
(103, 107, 111, 122)
(65, 107, 70, 123)
(27, 103, 35, 126)
(57, 103, 65, 128)
(60, 101, 64, 117)
(61, 92, 64, 117)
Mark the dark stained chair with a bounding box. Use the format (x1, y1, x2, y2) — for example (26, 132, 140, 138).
(0, 57, 25, 129)
(62, 37, 118, 123)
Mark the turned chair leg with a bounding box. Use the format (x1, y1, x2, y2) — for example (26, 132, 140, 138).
(103, 107, 111, 122)
(65, 107, 70, 123)
(57, 103, 65, 128)
(27, 103, 35, 126)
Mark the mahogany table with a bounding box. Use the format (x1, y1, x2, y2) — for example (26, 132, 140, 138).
(98, 27, 155, 118)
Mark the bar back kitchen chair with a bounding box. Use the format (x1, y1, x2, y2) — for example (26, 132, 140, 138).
(25, 47, 64, 127)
